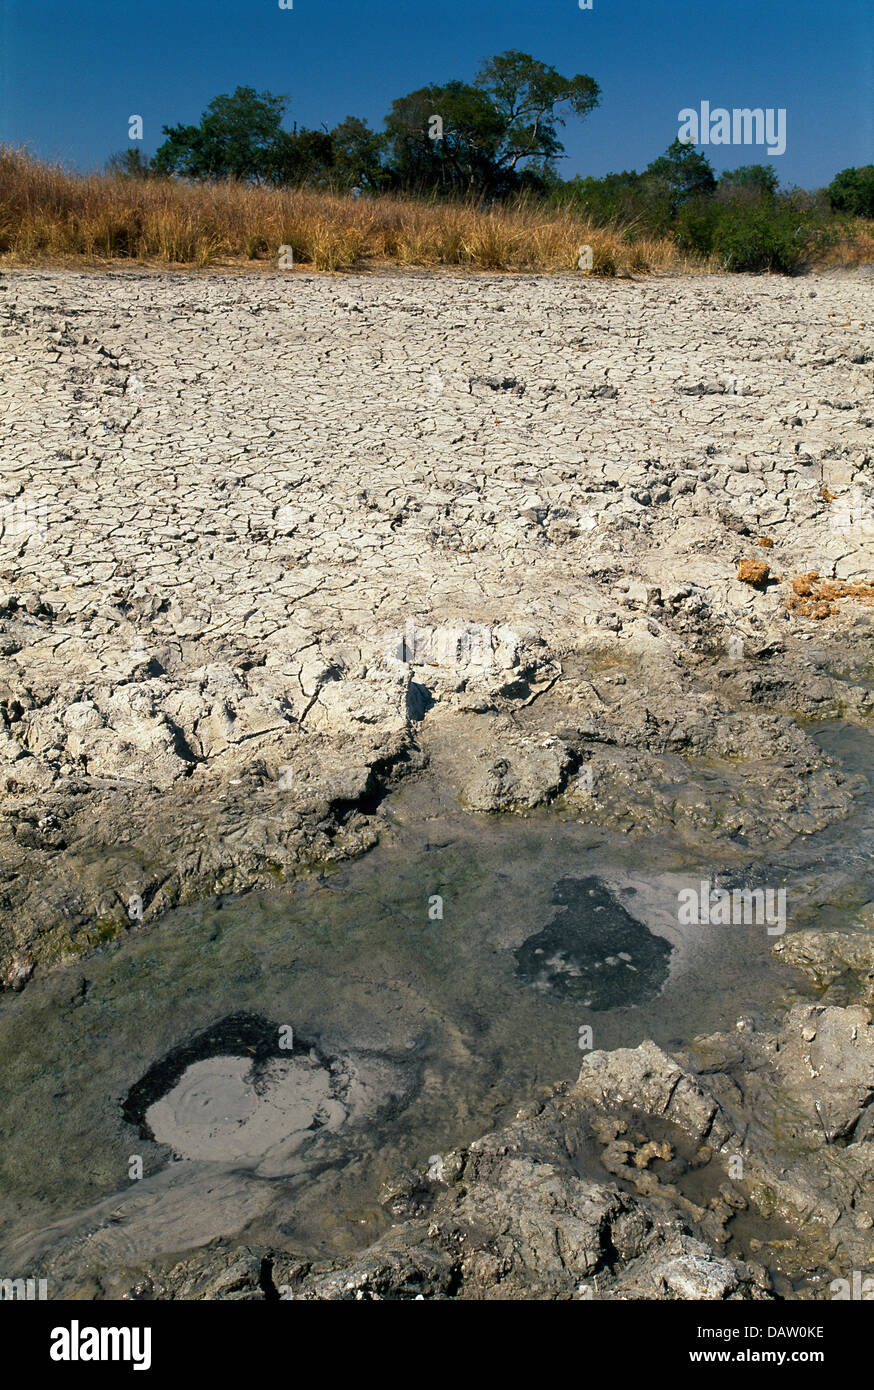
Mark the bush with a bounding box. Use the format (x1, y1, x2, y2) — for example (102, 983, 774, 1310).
(827, 166, 874, 219)
(642, 139, 716, 215)
(675, 197, 821, 273)
(558, 172, 674, 235)
(716, 164, 779, 201)
(0, 145, 865, 275)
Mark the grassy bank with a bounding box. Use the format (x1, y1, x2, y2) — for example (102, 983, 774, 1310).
(1, 147, 871, 274)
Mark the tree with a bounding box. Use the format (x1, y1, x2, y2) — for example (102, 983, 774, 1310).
(562, 170, 644, 223)
(643, 139, 716, 214)
(385, 51, 601, 196)
(105, 148, 158, 179)
(473, 50, 600, 177)
(146, 55, 603, 198)
(827, 165, 874, 219)
(264, 127, 334, 186)
(153, 86, 287, 181)
(328, 116, 386, 192)
(717, 164, 779, 201)
(384, 81, 506, 195)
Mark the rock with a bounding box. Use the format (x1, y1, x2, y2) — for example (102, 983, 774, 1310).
(115, 1056, 772, 1301)
(774, 929, 874, 1002)
(657, 1241, 742, 1299)
(461, 737, 573, 811)
(3, 952, 34, 990)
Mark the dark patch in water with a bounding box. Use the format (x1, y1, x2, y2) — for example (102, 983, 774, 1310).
(514, 876, 672, 1009)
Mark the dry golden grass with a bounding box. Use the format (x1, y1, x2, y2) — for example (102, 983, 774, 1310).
(815, 216, 874, 268)
(0, 146, 870, 276)
(0, 145, 692, 274)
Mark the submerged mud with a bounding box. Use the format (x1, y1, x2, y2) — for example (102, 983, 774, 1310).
(515, 876, 673, 1008)
(124, 1010, 416, 1167)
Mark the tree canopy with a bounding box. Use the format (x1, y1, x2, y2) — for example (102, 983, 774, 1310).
(153, 86, 288, 181)
(146, 55, 601, 196)
(717, 164, 779, 199)
(642, 139, 717, 214)
(474, 50, 600, 175)
(383, 81, 507, 195)
(827, 165, 874, 219)
(383, 53, 600, 196)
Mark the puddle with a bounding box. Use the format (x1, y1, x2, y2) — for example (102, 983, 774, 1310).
(0, 722, 872, 1288)
(126, 1012, 415, 1170)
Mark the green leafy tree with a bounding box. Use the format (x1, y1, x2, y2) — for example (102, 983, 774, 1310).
(827, 165, 874, 218)
(385, 51, 600, 196)
(147, 56, 602, 198)
(717, 164, 779, 201)
(473, 50, 600, 178)
(153, 86, 288, 181)
(643, 139, 716, 214)
(328, 116, 387, 191)
(384, 81, 506, 194)
(561, 170, 643, 222)
(264, 127, 334, 186)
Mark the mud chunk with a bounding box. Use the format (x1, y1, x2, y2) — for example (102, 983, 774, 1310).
(788, 572, 874, 619)
(633, 1140, 673, 1169)
(792, 573, 819, 597)
(737, 559, 771, 589)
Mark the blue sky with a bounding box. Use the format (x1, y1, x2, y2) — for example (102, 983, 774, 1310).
(1, 0, 871, 187)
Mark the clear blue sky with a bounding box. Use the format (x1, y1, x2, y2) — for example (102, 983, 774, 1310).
(1, 0, 871, 187)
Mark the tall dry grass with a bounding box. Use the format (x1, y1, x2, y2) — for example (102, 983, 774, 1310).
(817, 216, 874, 268)
(0, 145, 694, 274)
(1, 146, 870, 275)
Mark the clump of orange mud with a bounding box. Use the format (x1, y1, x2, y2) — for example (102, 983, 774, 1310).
(788, 571, 874, 619)
(737, 558, 772, 588)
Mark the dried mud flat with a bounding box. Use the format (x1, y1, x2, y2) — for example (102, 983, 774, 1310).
(1, 266, 873, 1299)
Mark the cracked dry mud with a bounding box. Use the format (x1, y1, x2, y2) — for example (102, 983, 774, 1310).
(1, 266, 873, 1299)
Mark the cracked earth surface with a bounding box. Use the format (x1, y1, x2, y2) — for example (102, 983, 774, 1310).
(0, 267, 872, 984)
